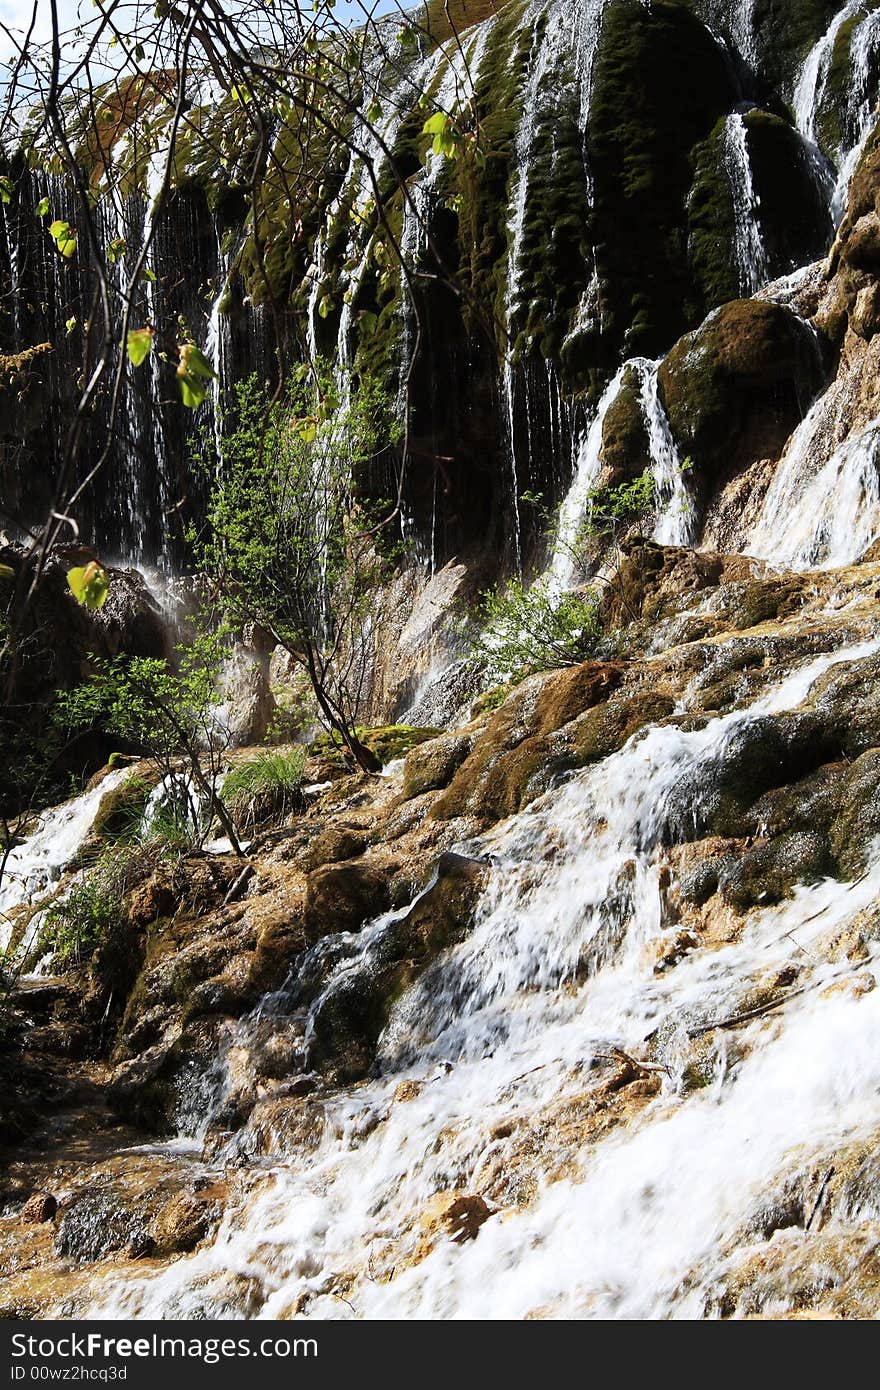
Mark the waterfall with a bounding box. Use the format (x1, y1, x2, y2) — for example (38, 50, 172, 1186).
(82, 636, 880, 1319)
(746, 400, 880, 570)
(723, 111, 770, 296)
(0, 770, 128, 957)
(792, 0, 865, 148)
(547, 355, 695, 594)
(725, 0, 757, 66)
(639, 358, 697, 547)
(547, 364, 627, 594)
(832, 7, 880, 216)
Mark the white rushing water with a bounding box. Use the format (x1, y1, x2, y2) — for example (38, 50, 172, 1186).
(0, 771, 128, 956)
(746, 389, 880, 569)
(793, 0, 865, 147)
(82, 633, 880, 1319)
(547, 355, 695, 591)
(723, 111, 770, 296)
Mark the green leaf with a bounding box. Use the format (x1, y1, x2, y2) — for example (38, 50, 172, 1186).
(134, 43, 145, 60)
(0, 175, 13, 204)
(317, 294, 334, 320)
(107, 237, 127, 264)
(421, 111, 448, 138)
(35, 196, 50, 217)
(177, 342, 215, 409)
(294, 415, 317, 443)
(67, 561, 110, 610)
(126, 327, 153, 366)
(49, 219, 77, 259)
(65, 316, 77, 336)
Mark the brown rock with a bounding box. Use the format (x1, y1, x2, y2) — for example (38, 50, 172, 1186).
(417, 1190, 492, 1249)
(127, 872, 175, 929)
(305, 861, 391, 936)
(21, 1193, 57, 1223)
(842, 212, 880, 276)
(150, 1190, 220, 1254)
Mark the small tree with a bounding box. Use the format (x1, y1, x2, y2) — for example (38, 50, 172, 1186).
(56, 629, 244, 855)
(197, 371, 395, 773)
(469, 578, 604, 684)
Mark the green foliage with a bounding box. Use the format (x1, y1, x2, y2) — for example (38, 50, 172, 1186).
(176, 341, 215, 409)
(56, 632, 225, 765)
(54, 628, 241, 852)
(223, 746, 307, 829)
(422, 110, 460, 159)
(66, 560, 110, 610)
(195, 367, 396, 770)
(583, 470, 657, 535)
(48, 219, 77, 258)
(42, 871, 121, 969)
(126, 327, 153, 366)
(470, 579, 604, 683)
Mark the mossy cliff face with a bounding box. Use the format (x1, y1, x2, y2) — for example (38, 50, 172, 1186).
(0, 0, 873, 569)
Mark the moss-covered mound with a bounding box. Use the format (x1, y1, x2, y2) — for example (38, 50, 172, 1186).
(657, 298, 826, 489)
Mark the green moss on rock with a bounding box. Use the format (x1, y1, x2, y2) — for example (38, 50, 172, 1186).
(587, 0, 736, 363)
(657, 298, 825, 489)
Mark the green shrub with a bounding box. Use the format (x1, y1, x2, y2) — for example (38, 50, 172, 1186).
(470, 580, 604, 683)
(223, 747, 308, 829)
(42, 872, 122, 969)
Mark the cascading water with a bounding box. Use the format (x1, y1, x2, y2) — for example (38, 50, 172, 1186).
(746, 402, 880, 570)
(793, 0, 865, 148)
(80, 634, 880, 1319)
(723, 111, 770, 296)
(831, 6, 880, 216)
(547, 354, 695, 591)
(0, 770, 128, 958)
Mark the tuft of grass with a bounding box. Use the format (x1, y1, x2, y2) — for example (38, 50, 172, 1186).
(223, 746, 307, 830)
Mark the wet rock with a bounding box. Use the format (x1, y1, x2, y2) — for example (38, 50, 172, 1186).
(432, 662, 627, 822)
(305, 824, 368, 870)
(237, 1096, 326, 1159)
(402, 732, 475, 800)
(150, 1190, 221, 1255)
(830, 750, 880, 877)
(664, 712, 840, 842)
(415, 1190, 492, 1252)
(21, 1192, 57, 1223)
(657, 299, 825, 496)
(305, 861, 391, 936)
(92, 772, 155, 841)
(308, 852, 488, 1083)
(55, 1191, 150, 1264)
(718, 830, 833, 909)
(600, 363, 651, 483)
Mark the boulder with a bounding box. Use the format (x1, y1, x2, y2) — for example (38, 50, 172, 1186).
(657, 299, 825, 492)
(402, 732, 474, 800)
(21, 1193, 57, 1223)
(307, 852, 489, 1082)
(150, 1189, 221, 1255)
(305, 862, 391, 936)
